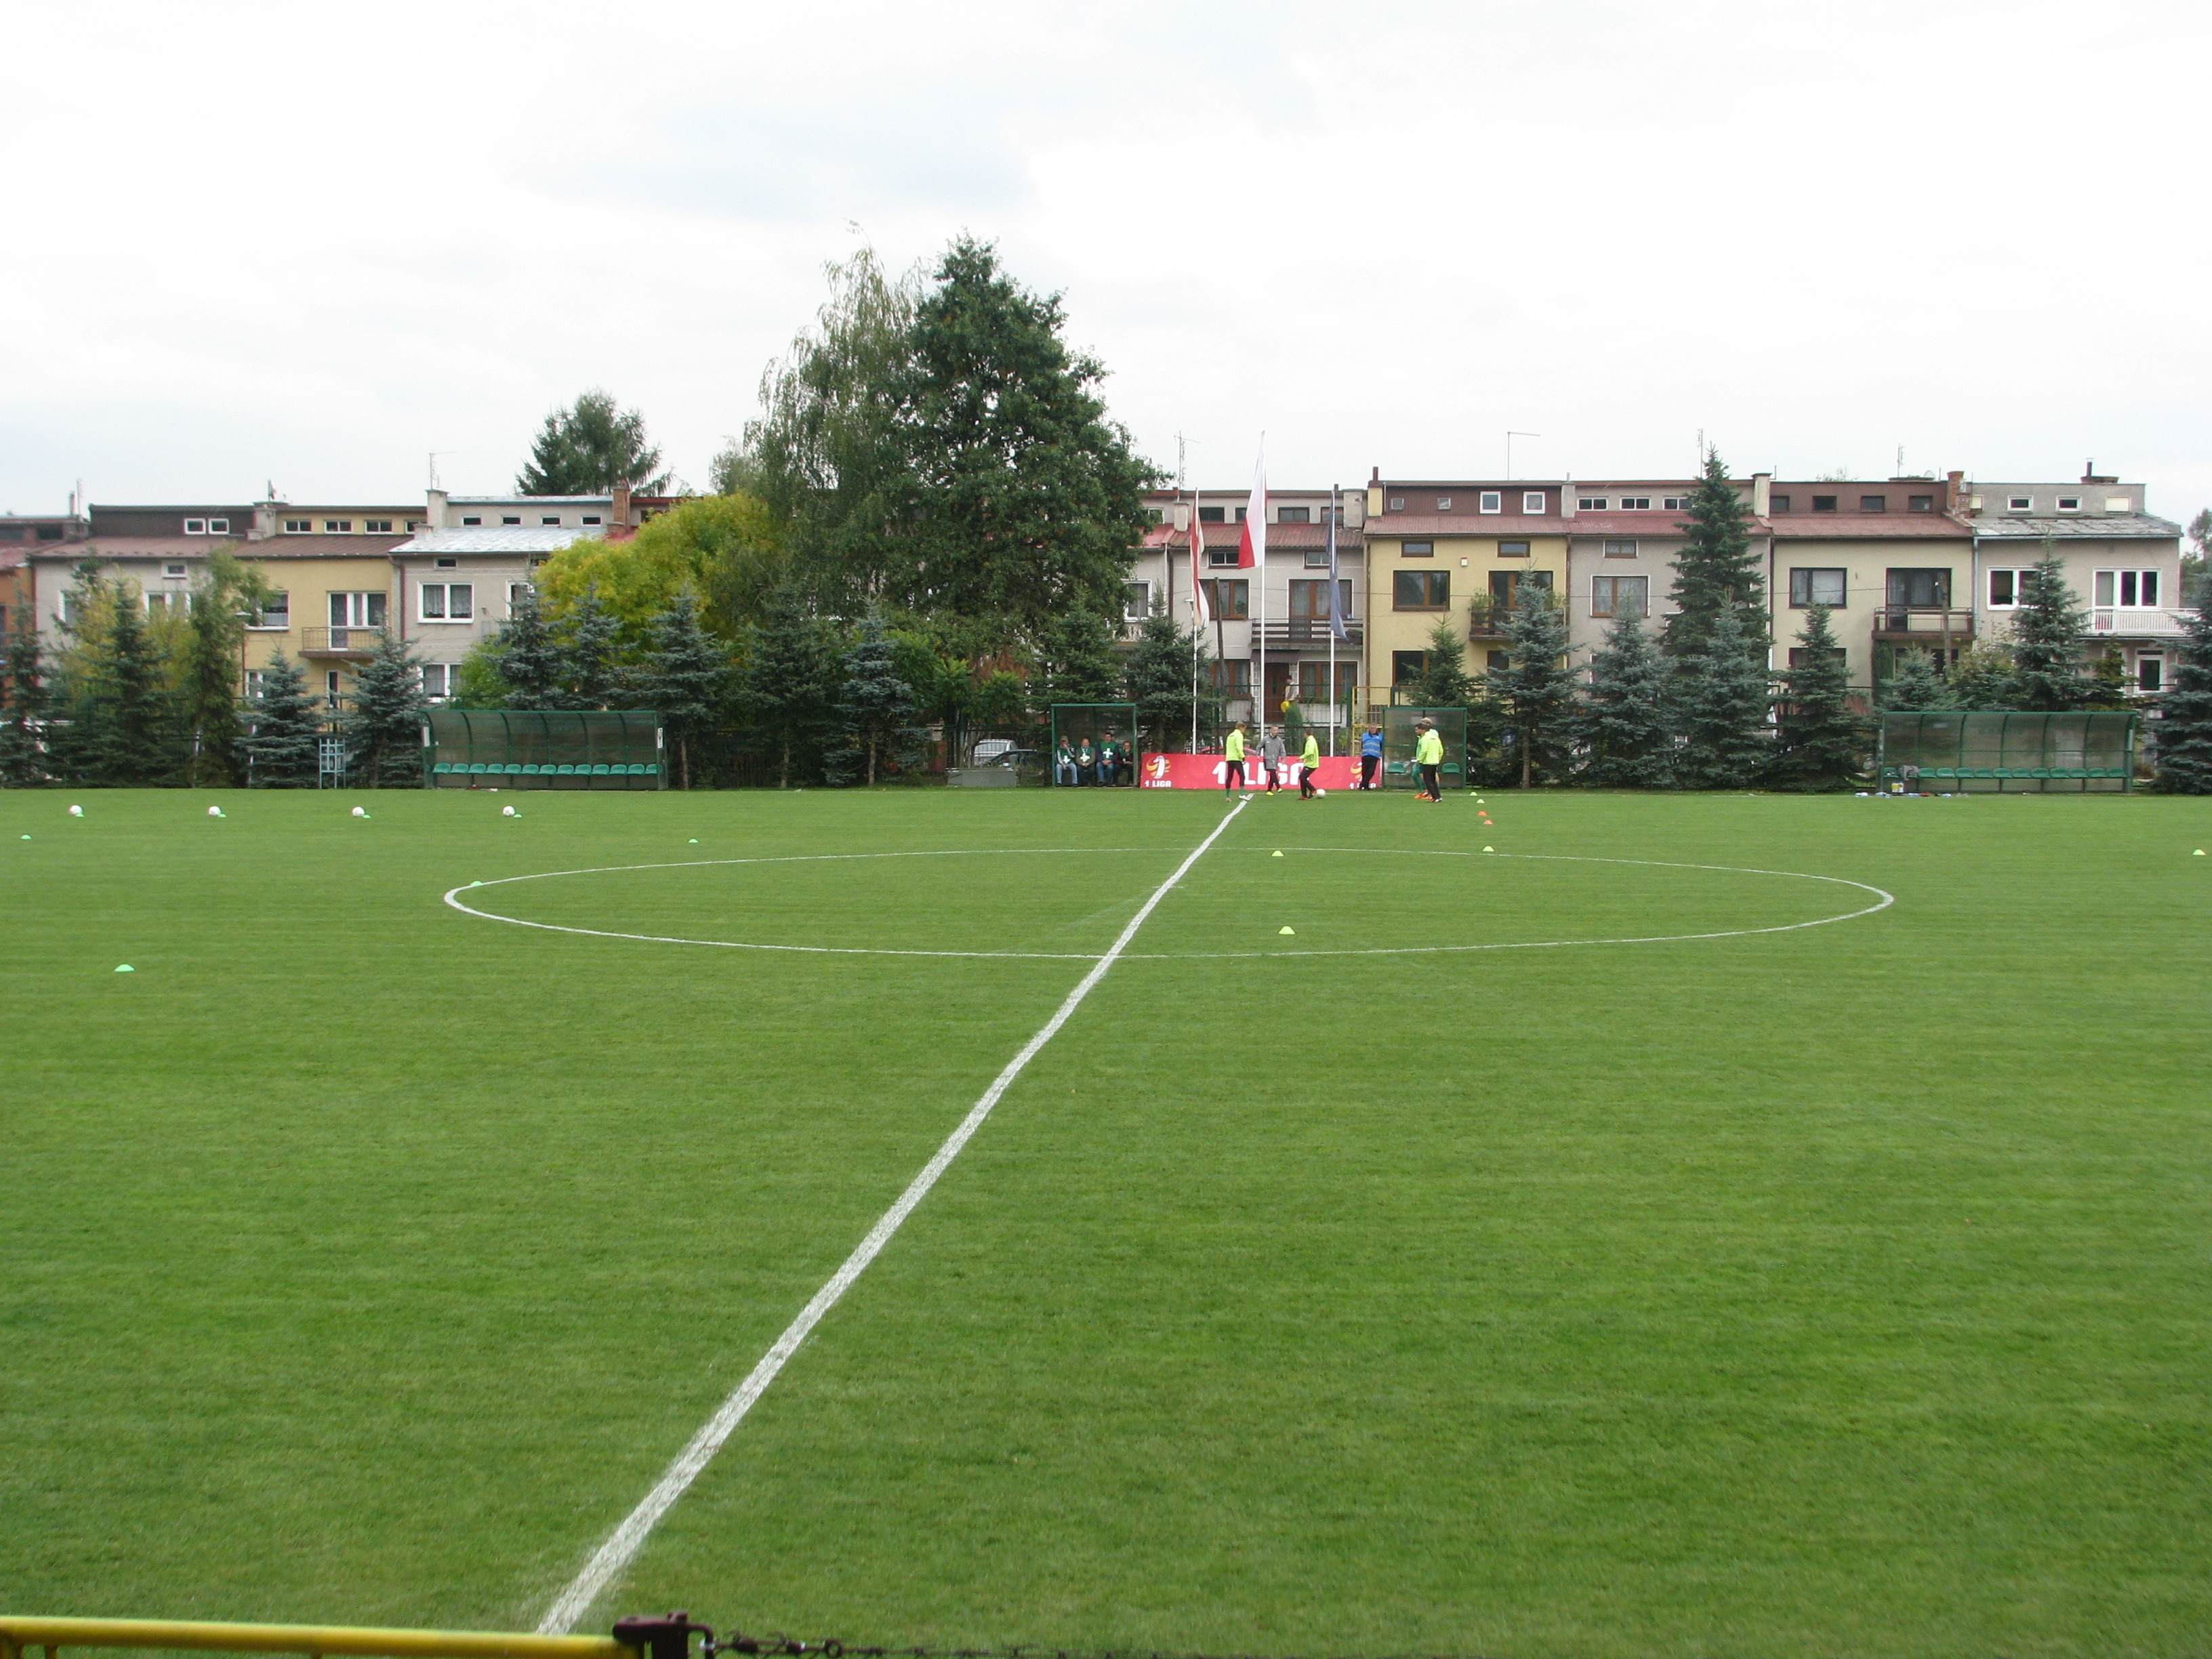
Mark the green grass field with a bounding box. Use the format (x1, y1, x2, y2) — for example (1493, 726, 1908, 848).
(3, 783, 2209, 1658)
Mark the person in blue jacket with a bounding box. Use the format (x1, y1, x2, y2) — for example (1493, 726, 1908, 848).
(1359, 724, 1384, 790)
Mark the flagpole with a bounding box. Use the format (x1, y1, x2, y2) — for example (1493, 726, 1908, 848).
(1328, 483, 1337, 757)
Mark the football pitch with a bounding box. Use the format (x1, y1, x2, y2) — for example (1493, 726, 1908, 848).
(3, 784, 2208, 1658)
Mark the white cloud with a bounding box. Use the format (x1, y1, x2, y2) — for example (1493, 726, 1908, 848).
(1, 0, 2207, 516)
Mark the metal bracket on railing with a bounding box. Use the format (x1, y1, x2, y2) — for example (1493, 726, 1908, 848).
(611, 1615, 713, 1659)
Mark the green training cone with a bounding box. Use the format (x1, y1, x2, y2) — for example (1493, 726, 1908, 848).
(115, 964, 134, 972)
(1279, 926, 1295, 935)
(1483, 846, 1495, 853)
(1272, 850, 1284, 857)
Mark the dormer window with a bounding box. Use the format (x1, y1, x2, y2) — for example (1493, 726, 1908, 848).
(1277, 506, 1310, 523)
(461, 516, 482, 526)
(1387, 497, 1406, 510)
(581, 515, 602, 525)
(2105, 497, 2131, 512)
(183, 518, 207, 534)
(1578, 497, 1608, 510)
(1860, 495, 1887, 512)
(541, 515, 562, 526)
(1662, 495, 1689, 510)
(284, 518, 310, 533)
(1811, 495, 1838, 512)
(501, 516, 522, 525)
(2057, 497, 2081, 512)
(1478, 491, 1502, 514)
(2007, 496, 2032, 511)
(1908, 495, 1934, 512)
(1618, 497, 1651, 510)
(1522, 492, 1545, 514)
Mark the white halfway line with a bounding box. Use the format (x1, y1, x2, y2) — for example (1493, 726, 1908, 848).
(537, 795, 1253, 1635)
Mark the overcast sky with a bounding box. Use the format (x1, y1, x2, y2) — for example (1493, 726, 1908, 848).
(4, 0, 2207, 520)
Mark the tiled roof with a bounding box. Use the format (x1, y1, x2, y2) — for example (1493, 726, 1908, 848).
(390, 527, 593, 555)
(1766, 514, 1972, 540)
(1967, 513, 2182, 539)
(1364, 514, 1563, 536)
(1565, 513, 1722, 535)
(1142, 523, 1357, 552)
(447, 494, 612, 506)
(27, 536, 218, 558)
(239, 535, 413, 559)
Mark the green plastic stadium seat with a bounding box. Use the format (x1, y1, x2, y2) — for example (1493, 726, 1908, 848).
(467, 762, 487, 775)
(1971, 768, 1996, 779)
(644, 762, 660, 775)
(591, 764, 611, 775)
(616, 763, 637, 775)
(521, 763, 541, 775)
(431, 762, 450, 774)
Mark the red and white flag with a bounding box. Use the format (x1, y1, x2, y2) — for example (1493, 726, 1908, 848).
(1189, 491, 1210, 623)
(1237, 449, 1265, 569)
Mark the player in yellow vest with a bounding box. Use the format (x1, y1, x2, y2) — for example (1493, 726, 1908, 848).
(1414, 718, 1445, 802)
(1298, 730, 1322, 798)
(1223, 722, 1248, 797)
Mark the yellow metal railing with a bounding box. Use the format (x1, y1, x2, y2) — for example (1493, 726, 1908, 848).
(0, 1620, 639, 1659)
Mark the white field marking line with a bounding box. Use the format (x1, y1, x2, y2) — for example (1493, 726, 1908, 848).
(443, 848, 1183, 961)
(450, 848, 1894, 964)
(535, 798, 1252, 1635)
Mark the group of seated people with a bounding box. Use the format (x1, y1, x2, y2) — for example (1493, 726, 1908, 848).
(1053, 732, 1130, 787)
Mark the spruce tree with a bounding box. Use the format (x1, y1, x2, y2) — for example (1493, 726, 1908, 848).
(176, 551, 262, 787)
(0, 603, 49, 785)
(1576, 608, 1673, 789)
(237, 651, 323, 787)
(2008, 554, 2091, 710)
(638, 589, 733, 790)
(1880, 650, 1954, 710)
(1404, 619, 1481, 709)
(342, 632, 429, 786)
(1672, 604, 1771, 790)
(1487, 581, 1576, 787)
(1767, 604, 1868, 791)
(2152, 589, 2212, 793)
(491, 586, 567, 710)
(828, 612, 923, 786)
(83, 581, 173, 785)
(562, 583, 623, 710)
(1036, 605, 1122, 709)
(1664, 447, 1767, 661)
(2086, 646, 2131, 712)
(1948, 644, 2018, 710)
(740, 588, 840, 788)
(1123, 605, 1209, 752)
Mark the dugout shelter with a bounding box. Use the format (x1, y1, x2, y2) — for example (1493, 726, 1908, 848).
(1877, 710, 2138, 792)
(1048, 703, 1139, 785)
(1380, 706, 1467, 792)
(425, 710, 665, 789)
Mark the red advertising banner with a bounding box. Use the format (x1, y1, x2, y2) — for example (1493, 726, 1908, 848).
(1139, 753, 1359, 790)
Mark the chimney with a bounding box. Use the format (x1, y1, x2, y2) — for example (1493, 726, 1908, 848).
(427, 487, 449, 527)
(613, 480, 633, 528)
(2081, 461, 2118, 484)
(1946, 470, 1965, 514)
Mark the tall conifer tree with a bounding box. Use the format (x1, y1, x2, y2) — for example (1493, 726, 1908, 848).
(828, 612, 922, 786)
(1487, 581, 1576, 787)
(1664, 449, 1767, 661)
(1036, 605, 1122, 709)
(1880, 649, 1955, 710)
(491, 586, 567, 710)
(1767, 605, 1868, 790)
(741, 588, 840, 789)
(82, 579, 172, 785)
(342, 632, 429, 786)
(1673, 605, 1771, 789)
(1576, 607, 1673, 789)
(237, 651, 323, 786)
(638, 589, 733, 790)
(1124, 605, 1210, 752)
(562, 583, 623, 710)
(2152, 589, 2212, 793)
(0, 603, 49, 785)
(2008, 554, 2091, 710)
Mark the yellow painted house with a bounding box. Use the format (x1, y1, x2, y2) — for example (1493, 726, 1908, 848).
(237, 533, 411, 709)
(1361, 477, 1570, 697)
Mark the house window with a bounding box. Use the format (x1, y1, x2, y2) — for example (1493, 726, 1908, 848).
(1209, 659, 1252, 694)
(1296, 661, 1355, 702)
(1387, 497, 1406, 510)
(1206, 548, 1239, 567)
(365, 519, 394, 533)
(541, 515, 561, 526)
(325, 520, 353, 533)
(326, 670, 342, 706)
(1302, 548, 1330, 567)
(462, 516, 483, 526)
(1788, 568, 1847, 607)
(165, 562, 186, 576)
(1199, 506, 1227, 523)
(1401, 539, 1434, 557)
(1591, 574, 1648, 617)
(1391, 650, 1428, 685)
(1497, 540, 1531, 557)
(1478, 491, 1502, 514)
(2056, 497, 2081, 512)
(253, 592, 289, 628)
(1145, 509, 1164, 524)
(1288, 579, 1351, 620)
(501, 516, 522, 525)
(0, 526, 20, 541)
(35, 525, 60, 541)
(1578, 497, 1609, 510)
(1769, 493, 1793, 513)
(407, 519, 423, 531)
(330, 591, 387, 628)
(284, 518, 311, 533)
(145, 591, 188, 616)
(1618, 496, 1651, 510)
(1811, 495, 1838, 512)
(2094, 570, 2158, 607)
(1987, 568, 2032, 607)
(1488, 569, 1552, 609)
(1662, 495, 1689, 510)
(2105, 497, 2132, 512)
(1522, 491, 1545, 514)
(1394, 570, 1450, 610)
(2006, 495, 2032, 511)
(245, 670, 267, 699)
(1277, 506, 1311, 523)
(582, 514, 602, 525)
(2137, 655, 2165, 691)
(508, 582, 533, 610)
(1123, 581, 1150, 620)
(1885, 569, 1950, 608)
(434, 556, 458, 569)
(208, 518, 228, 533)
(419, 581, 474, 621)
(1435, 497, 1452, 510)
(1603, 538, 1639, 558)
(1908, 495, 1934, 513)
(420, 663, 455, 699)
(1486, 649, 1511, 671)
(1235, 507, 1247, 523)
(1860, 495, 1887, 512)
(1202, 579, 1249, 619)
(183, 518, 207, 534)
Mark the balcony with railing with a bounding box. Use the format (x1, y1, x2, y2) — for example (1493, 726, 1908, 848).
(1254, 616, 1360, 647)
(1467, 598, 1511, 638)
(300, 626, 382, 657)
(1871, 607, 1974, 640)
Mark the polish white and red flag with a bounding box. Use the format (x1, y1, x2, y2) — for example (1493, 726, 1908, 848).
(1237, 447, 1265, 569)
(1189, 491, 1210, 623)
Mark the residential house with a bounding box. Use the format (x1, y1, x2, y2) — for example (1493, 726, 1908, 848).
(1130, 486, 1364, 726)
(0, 509, 87, 634)
(388, 522, 599, 701)
(1560, 478, 1771, 668)
(1961, 470, 2185, 695)
(1360, 474, 1569, 698)
(235, 530, 417, 709)
(1764, 474, 1971, 689)
(24, 502, 258, 646)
